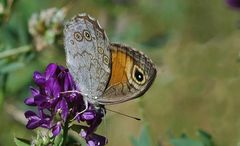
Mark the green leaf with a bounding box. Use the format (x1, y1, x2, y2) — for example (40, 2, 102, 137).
(70, 124, 90, 146)
(14, 137, 31, 146)
(0, 0, 7, 7)
(170, 137, 204, 146)
(197, 129, 214, 146)
(0, 61, 25, 73)
(0, 90, 3, 107)
(131, 124, 153, 146)
(70, 124, 88, 133)
(170, 130, 215, 146)
(53, 132, 63, 146)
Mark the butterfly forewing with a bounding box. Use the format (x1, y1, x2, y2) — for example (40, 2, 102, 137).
(64, 14, 111, 100)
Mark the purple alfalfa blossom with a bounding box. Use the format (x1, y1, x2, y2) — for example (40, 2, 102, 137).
(81, 106, 107, 146)
(25, 109, 51, 129)
(52, 121, 62, 137)
(24, 63, 107, 146)
(54, 97, 68, 122)
(81, 129, 107, 146)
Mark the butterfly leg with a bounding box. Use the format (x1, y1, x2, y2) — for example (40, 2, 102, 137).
(60, 90, 88, 96)
(71, 98, 89, 121)
(60, 90, 90, 121)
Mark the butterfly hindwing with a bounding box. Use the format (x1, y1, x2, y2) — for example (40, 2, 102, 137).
(97, 43, 157, 104)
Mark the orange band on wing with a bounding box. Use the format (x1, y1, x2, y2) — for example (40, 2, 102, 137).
(107, 47, 133, 87)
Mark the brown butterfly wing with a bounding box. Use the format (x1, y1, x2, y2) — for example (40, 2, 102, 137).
(97, 43, 157, 104)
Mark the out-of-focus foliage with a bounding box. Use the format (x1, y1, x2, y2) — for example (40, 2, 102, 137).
(1, 0, 240, 146)
(170, 130, 214, 146)
(14, 137, 30, 146)
(131, 124, 153, 146)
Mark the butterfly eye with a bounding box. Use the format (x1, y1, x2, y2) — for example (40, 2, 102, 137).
(83, 30, 92, 41)
(74, 32, 83, 41)
(132, 65, 146, 85)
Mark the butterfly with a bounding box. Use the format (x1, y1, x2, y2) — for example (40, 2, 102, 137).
(64, 13, 156, 107)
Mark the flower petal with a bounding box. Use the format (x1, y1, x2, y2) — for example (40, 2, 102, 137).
(52, 80, 61, 97)
(45, 63, 58, 79)
(45, 78, 61, 98)
(52, 122, 62, 137)
(80, 129, 87, 138)
(24, 97, 36, 106)
(64, 72, 76, 91)
(25, 111, 42, 129)
(55, 97, 68, 121)
(89, 133, 108, 146)
(38, 109, 51, 128)
(30, 87, 40, 96)
(85, 107, 105, 135)
(33, 71, 45, 85)
(82, 111, 95, 120)
(24, 110, 37, 118)
(34, 94, 49, 108)
(88, 140, 96, 146)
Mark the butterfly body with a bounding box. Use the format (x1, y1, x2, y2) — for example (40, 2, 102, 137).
(64, 13, 156, 105)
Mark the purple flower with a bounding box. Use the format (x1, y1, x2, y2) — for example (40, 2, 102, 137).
(81, 129, 107, 146)
(25, 109, 51, 129)
(226, 0, 240, 9)
(52, 122, 62, 137)
(24, 63, 107, 145)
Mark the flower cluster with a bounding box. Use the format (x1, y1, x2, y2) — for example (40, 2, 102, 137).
(28, 8, 66, 51)
(24, 63, 107, 146)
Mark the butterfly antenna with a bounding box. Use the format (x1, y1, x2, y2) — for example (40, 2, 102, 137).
(105, 108, 141, 121)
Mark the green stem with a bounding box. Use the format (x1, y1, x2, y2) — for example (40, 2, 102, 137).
(61, 119, 69, 146)
(0, 73, 8, 107)
(0, 45, 32, 59)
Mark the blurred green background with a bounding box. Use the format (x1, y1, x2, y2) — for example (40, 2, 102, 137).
(1, 0, 240, 146)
